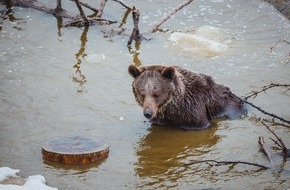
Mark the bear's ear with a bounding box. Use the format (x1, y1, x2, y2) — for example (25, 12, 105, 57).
(161, 67, 175, 80)
(128, 65, 142, 78)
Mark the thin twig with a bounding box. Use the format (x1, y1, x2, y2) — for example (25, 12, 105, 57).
(151, 0, 194, 33)
(69, 0, 99, 13)
(245, 83, 290, 100)
(184, 160, 269, 170)
(258, 136, 273, 164)
(112, 0, 132, 10)
(96, 0, 108, 18)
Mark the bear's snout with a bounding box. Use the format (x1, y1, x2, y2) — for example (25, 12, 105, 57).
(143, 109, 153, 119)
(142, 96, 158, 120)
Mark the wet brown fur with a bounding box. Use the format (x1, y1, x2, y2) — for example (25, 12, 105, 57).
(128, 65, 246, 129)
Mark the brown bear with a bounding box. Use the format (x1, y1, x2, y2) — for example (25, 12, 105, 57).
(128, 65, 246, 130)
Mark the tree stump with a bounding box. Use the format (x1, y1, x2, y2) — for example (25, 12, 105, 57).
(42, 136, 109, 164)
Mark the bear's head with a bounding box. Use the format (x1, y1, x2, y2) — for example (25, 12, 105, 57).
(128, 65, 176, 120)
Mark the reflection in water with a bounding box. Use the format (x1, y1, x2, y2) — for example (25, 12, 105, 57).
(119, 9, 131, 28)
(56, 17, 63, 40)
(0, 4, 25, 31)
(128, 40, 142, 66)
(43, 157, 108, 172)
(135, 124, 219, 187)
(72, 26, 89, 93)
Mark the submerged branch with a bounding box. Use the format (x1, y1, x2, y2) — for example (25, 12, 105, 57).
(151, 0, 194, 33)
(184, 160, 269, 170)
(258, 136, 273, 164)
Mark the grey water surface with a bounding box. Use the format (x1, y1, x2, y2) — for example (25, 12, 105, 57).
(0, 0, 290, 189)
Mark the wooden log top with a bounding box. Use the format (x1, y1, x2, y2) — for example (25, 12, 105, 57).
(42, 136, 109, 164)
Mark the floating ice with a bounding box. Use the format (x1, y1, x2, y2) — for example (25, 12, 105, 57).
(0, 167, 57, 190)
(168, 25, 233, 57)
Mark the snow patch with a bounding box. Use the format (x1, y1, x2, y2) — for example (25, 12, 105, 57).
(0, 167, 57, 190)
(0, 167, 20, 182)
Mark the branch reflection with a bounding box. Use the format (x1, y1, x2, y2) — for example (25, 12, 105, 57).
(128, 40, 141, 66)
(72, 26, 89, 94)
(0, 3, 25, 31)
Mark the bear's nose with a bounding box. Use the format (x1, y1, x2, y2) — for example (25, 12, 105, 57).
(143, 109, 152, 119)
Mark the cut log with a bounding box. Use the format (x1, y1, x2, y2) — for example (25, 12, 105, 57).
(42, 136, 109, 164)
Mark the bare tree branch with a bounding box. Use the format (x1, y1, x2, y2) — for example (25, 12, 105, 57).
(245, 83, 290, 100)
(151, 0, 194, 33)
(96, 0, 108, 18)
(258, 136, 273, 164)
(127, 6, 141, 46)
(184, 160, 269, 170)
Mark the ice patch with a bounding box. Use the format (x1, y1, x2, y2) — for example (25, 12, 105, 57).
(168, 25, 233, 57)
(0, 167, 57, 190)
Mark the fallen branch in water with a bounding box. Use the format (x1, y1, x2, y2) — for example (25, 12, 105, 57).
(184, 160, 269, 170)
(75, 0, 89, 26)
(258, 136, 273, 164)
(12, 0, 76, 19)
(239, 82, 290, 126)
(243, 100, 290, 125)
(261, 120, 290, 158)
(127, 7, 141, 46)
(151, 0, 194, 33)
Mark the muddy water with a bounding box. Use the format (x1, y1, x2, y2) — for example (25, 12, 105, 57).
(0, 0, 290, 189)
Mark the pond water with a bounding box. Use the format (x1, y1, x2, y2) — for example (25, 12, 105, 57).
(0, 0, 290, 189)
